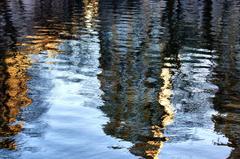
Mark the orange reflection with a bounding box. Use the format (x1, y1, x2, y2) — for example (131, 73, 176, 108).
(0, 51, 32, 150)
(0, 22, 64, 150)
(0, 0, 100, 150)
(16, 32, 63, 58)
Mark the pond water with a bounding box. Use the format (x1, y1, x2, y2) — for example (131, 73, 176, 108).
(0, 0, 240, 159)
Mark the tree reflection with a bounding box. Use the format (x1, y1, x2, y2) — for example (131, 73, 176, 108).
(211, 1, 240, 158)
(0, 0, 73, 151)
(0, 0, 30, 150)
(98, 0, 174, 158)
(0, 0, 240, 158)
(0, 51, 32, 150)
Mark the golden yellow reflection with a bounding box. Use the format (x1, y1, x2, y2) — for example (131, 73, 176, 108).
(143, 126, 167, 159)
(140, 64, 174, 159)
(83, 0, 99, 30)
(0, 21, 65, 150)
(0, 51, 32, 150)
(159, 65, 174, 127)
(0, 0, 99, 150)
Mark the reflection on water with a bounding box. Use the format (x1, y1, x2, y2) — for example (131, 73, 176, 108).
(212, 1, 240, 157)
(0, 0, 240, 159)
(159, 64, 174, 128)
(0, 50, 32, 150)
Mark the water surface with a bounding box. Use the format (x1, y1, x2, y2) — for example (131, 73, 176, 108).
(0, 0, 240, 159)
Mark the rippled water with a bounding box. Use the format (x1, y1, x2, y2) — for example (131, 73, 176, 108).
(0, 0, 240, 159)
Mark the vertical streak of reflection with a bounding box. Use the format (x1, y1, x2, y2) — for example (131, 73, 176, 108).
(159, 65, 174, 128)
(0, 51, 32, 150)
(83, 0, 99, 32)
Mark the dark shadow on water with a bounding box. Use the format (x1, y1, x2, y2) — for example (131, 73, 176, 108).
(211, 1, 240, 158)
